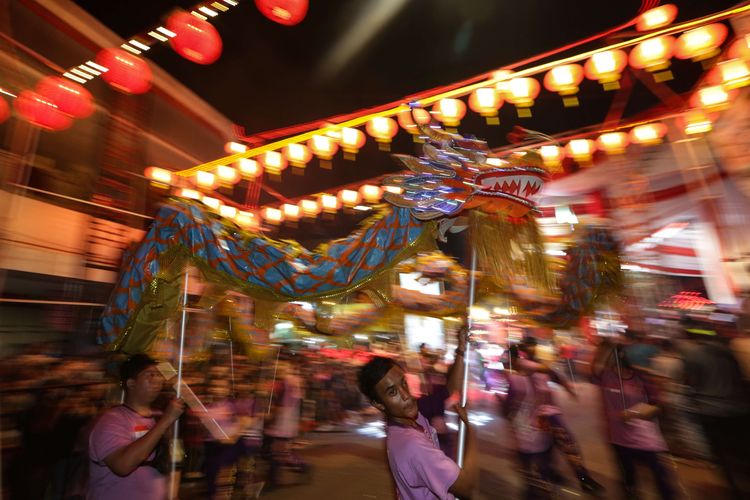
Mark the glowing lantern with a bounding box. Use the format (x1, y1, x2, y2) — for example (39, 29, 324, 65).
(505, 77, 540, 117)
(0, 97, 8, 124)
(262, 150, 288, 176)
(544, 64, 584, 107)
(397, 108, 431, 140)
(255, 0, 308, 26)
(216, 164, 240, 185)
(636, 4, 678, 31)
(308, 134, 339, 167)
(263, 207, 284, 224)
(713, 59, 750, 89)
(177, 188, 201, 200)
(359, 184, 382, 203)
(338, 189, 361, 207)
(682, 110, 713, 136)
(675, 24, 728, 61)
(539, 145, 563, 169)
(225, 141, 248, 154)
(14, 90, 72, 131)
(202, 196, 221, 211)
(220, 205, 238, 219)
(96, 48, 152, 94)
(566, 139, 595, 163)
(36, 76, 93, 118)
(236, 211, 258, 230)
(340, 127, 366, 159)
(492, 70, 513, 96)
(237, 158, 262, 178)
(298, 199, 321, 217)
(383, 186, 403, 195)
(585, 50, 628, 90)
(283, 143, 312, 168)
(320, 193, 340, 213)
(629, 36, 675, 79)
(195, 170, 217, 189)
(167, 10, 223, 65)
(629, 123, 667, 145)
(693, 85, 730, 111)
(432, 98, 467, 128)
(366, 117, 398, 150)
(469, 88, 503, 124)
(282, 203, 301, 221)
(144, 167, 172, 188)
(596, 132, 629, 155)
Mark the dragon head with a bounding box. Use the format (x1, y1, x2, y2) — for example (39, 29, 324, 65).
(383, 121, 548, 220)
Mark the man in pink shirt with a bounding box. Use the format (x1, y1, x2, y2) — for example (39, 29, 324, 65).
(358, 356, 478, 499)
(88, 354, 184, 500)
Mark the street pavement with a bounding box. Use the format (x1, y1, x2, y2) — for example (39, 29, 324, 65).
(186, 382, 731, 499)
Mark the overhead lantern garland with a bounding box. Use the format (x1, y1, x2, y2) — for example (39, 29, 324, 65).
(167, 10, 223, 65)
(283, 142, 313, 172)
(584, 50, 628, 90)
(14, 90, 72, 131)
(36, 76, 94, 119)
(262, 150, 288, 178)
(96, 48, 153, 94)
(432, 98, 467, 130)
(340, 127, 366, 160)
(366, 117, 398, 151)
(629, 35, 676, 82)
(505, 77, 540, 118)
(675, 23, 728, 62)
(468, 88, 503, 125)
(544, 64, 584, 107)
(255, 0, 309, 26)
(308, 134, 339, 169)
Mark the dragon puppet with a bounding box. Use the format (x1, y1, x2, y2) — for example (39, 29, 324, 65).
(100, 119, 621, 354)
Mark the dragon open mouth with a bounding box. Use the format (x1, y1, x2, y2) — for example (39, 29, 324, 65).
(475, 168, 545, 202)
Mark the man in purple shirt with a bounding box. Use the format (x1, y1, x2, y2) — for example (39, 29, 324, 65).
(358, 356, 478, 499)
(88, 354, 184, 500)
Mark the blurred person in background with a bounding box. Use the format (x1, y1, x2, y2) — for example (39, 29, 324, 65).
(512, 341, 604, 496)
(201, 375, 258, 499)
(358, 356, 478, 499)
(681, 318, 750, 499)
(263, 358, 308, 490)
(591, 337, 676, 500)
(88, 354, 184, 500)
(417, 326, 467, 458)
(510, 336, 604, 494)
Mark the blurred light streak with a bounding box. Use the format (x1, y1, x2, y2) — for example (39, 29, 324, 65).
(316, 0, 409, 81)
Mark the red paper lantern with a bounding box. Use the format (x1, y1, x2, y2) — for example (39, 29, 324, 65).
(255, 0, 308, 26)
(96, 48, 152, 95)
(14, 90, 72, 131)
(36, 76, 94, 118)
(167, 11, 223, 65)
(0, 97, 9, 124)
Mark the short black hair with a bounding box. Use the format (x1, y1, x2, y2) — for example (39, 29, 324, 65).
(120, 354, 157, 387)
(358, 356, 399, 403)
